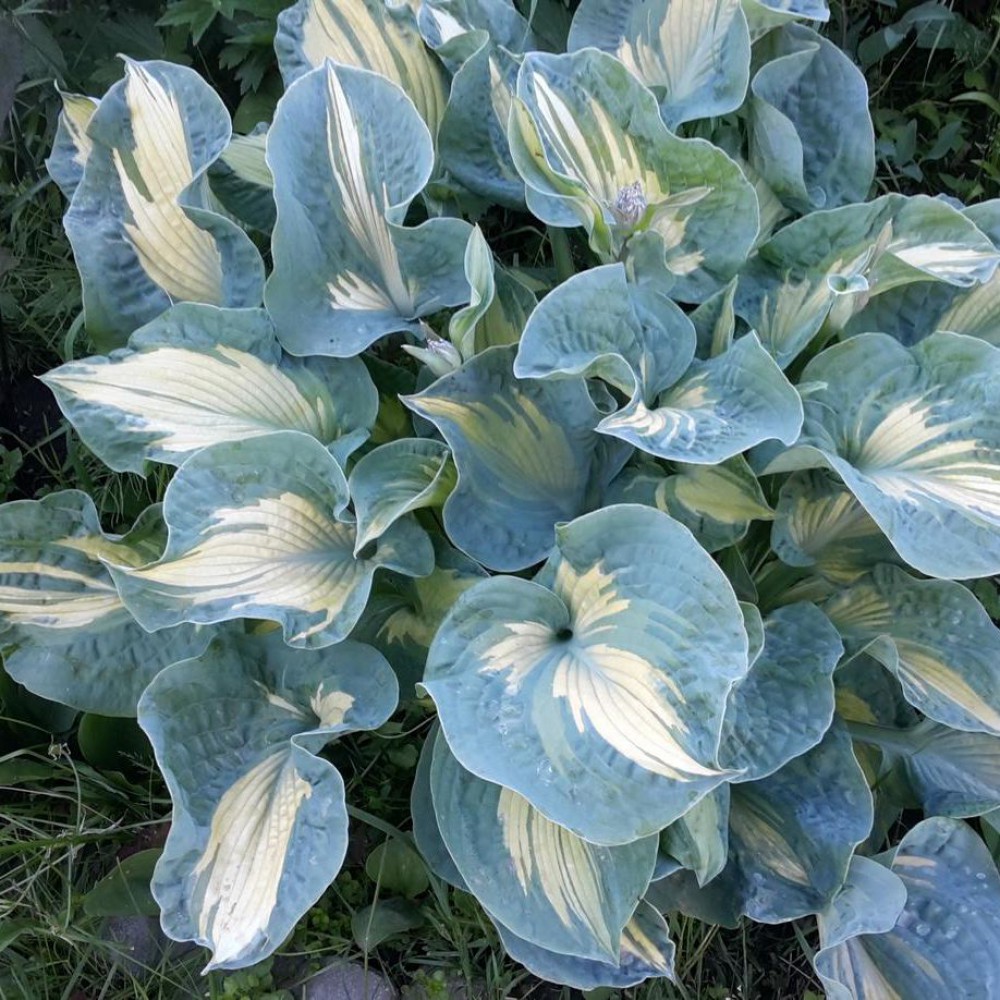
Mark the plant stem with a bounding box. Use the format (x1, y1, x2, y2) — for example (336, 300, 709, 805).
(548, 226, 575, 284)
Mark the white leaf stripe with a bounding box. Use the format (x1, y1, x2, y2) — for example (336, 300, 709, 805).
(497, 787, 614, 953)
(192, 751, 312, 966)
(296, 0, 446, 128)
(0, 559, 122, 628)
(112, 63, 224, 303)
(44, 345, 341, 455)
(322, 66, 413, 314)
(126, 493, 364, 643)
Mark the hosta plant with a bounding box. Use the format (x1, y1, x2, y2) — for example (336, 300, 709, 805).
(7, 0, 1000, 991)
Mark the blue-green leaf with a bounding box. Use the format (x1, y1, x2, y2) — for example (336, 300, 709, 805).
(110, 432, 433, 648)
(749, 24, 874, 213)
(63, 60, 264, 351)
(42, 304, 377, 474)
(825, 565, 1000, 735)
(726, 724, 873, 922)
(0, 492, 210, 716)
(720, 602, 842, 781)
(403, 345, 615, 571)
(430, 732, 656, 962)
(815, 818, 1000, 1000)
(139, 631, 397, 970)
(265, 62, 471, 357)
(424, 504, 748, 844)
(850, 719, 1000, 819)
(569, 0, 750, 128)
(514, 263, 695, 398)
(658, 785, 729, 887)
(787, 332, 1000, 579)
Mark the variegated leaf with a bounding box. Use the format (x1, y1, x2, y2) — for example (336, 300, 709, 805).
(568, 0, 750, 128)
(658, 785, 729, 887)
(493, 900, 675, 989)
(770, 470, 899, 584)
(265, 62, 471, 357)
(749, 24, 874, 213)
(720, 602, 842, 781)
(63, 60, 264, 351)
(597, 333, 803, 465)
(139, 631, 398, 970)
(46, 89, 98, 200)
(824, 565, 1000, 735)
(110, 431, 433, 648)
(403, 345, 616, 571)
(509, 48, 758, 296)
(424, 504, 748, 844)
(42, 304, 377, 474)
(736, 193, 1000, 367)
(784, 332, 1000, 579)
(430, 732, 656, 962)
(209, 130, 275, 233)
(742, 0, 829, 36)
(351, 537, 487, 694)
(651, 724, 872, 925)
(850, 718, 1000, 819)
(0, 492, 210, 717)
(815, 818, 1000, 1000)
(419, 0, 536, 207)
(274, 0, 448, 133)
(514, 263, 696, 398)
(348, 438, 455, 552)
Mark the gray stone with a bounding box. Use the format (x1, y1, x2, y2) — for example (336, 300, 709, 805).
(296, 961, 398, 1000)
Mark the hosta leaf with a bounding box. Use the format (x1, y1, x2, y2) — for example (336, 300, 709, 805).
(597, 333, 802, 464)
(720, 602, 842, 781)
(749, 24, 874, 213)
(348, 439, 455, 553)
(824, 565, 1000, 735)
(605, 458, 770, 553)
(352, 537, 487, 694)
(509, 48, 758, 296)
(690, 276, 738, 358)
(42, 304, 377, 475)
(265, 62, 471, 357)
(403, 345, 613, 571)
(736, 194, 1000, 367)
(64, 60, 264, 351)
(0, 492, 210, 717)
(812, 856, 907, 1000)
(493, 900, 675, 988)
(419, 0, 534, 207)
(658, 785, 729, 887)
(411, 723, 469, 890)
(815, 818, 1000, 1000)
(514, 263, 695, 398)
(430, 732, 656, 962)
(424, 504, 748, 845)
(46, 90, 98, 200)
(851, 719, 1000, 818)
(770, 470, 898, 584)
(210, 131, 275, 233)
(139, 631, 398, 970)
(110, 431, 433, 648)
(568, 0, 750, 128)
(742, 0, 829, 31)
(274, 0, 448, 133)
(727, 724, 873, 922)
(787, 332, 1000, 579)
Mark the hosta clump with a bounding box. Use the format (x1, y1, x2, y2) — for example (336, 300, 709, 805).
(6, 0, 1000, 990)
